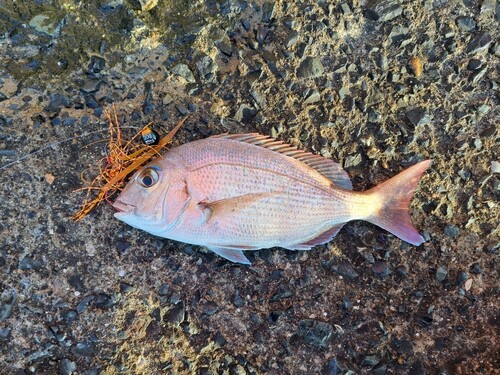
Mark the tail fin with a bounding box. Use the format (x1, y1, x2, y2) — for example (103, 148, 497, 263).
(367, 160, 432, 246)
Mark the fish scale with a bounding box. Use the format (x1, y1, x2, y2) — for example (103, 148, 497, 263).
(113, 133, 431, 264)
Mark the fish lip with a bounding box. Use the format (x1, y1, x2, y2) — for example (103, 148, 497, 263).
(112, 199, 135, 214)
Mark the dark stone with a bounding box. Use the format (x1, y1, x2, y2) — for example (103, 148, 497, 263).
(406, 107, 430, 126)
(297, 57, 324, 78)
(202, 301, 219, 316)
(362, 355, 380, 366)
(0, 327, 11, 339)
(262, 2, 275, 23)
(466, 32, 492, 54)
(335, 261, 359, 280)
(76, 295, 95, 314)
(234, 104, 257, 123)
(88, 56, 105, 74)
(232, 290, 244, 307)
(175, 104, 189, 116)
(64, 310, 78, 325)
(467, 58, 482, 70)
(51, 117, 61, 126)
(95, 293, 115, 309)
(62, 117, 77, 126)
(372, 364, 387, 374)
(72, 341, 95, 357)
(436, 266, 448, 282)
(415, 314, 433, 328)
(68, 275, 85, 290)
(80, 79, 101, 94)
(59, 358, 76, 375)
(456, 271, 468, 286)
(270, 284, 294, 302)
(444, 224, 459, 238)
(398, 339, 414, 355)
(214, 331, 227, 346)
(372, 262, 391, 277)
(45, 93, 70, 113)
(163, 301, 185, 324)
(455, 16, 476, 32)
(470, 263, 482, 274)
(324, 357, 341, 375)
(85, 96, 100, 109)
(19, 256, 43, 271)
(116, 240, 131, 254)
(365, 0, 403, 22)
(409, 359, 425, 375)
(298, 319, 333, 348)
(158, 284, 169, 296)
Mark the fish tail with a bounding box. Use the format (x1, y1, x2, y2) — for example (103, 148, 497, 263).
(366, 160, 432, 246)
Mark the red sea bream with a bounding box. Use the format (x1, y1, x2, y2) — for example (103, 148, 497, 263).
(113, 133, 431, 264)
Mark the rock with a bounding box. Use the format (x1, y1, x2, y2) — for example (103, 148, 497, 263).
(406, 107, 431, 126)
(372, 261, 391, 277)
(298, 319, 333, 348)
(127, 0, 158, 11)
(270, 285, 294, 302)
(409, 359, 425, 375)
(324, 357, 341, 374)
(467, 58, 482, 70)
(88, 56, 106, 74)
(304, 90, 320, 104)
(334, 261, 359, 280)
(297, 57, 324, 78)
(64, 310, 78, 325)
(19, 256, 43, 271)
(444, 224, 459, 238)
(0, 290, 16, 320)
(0, 327, 10, 339)
(365, 0, 403, 22)
(234, 104, 257, 123)
(29, 13, 65, 37)
(436, 266, 448, 282)
(262, 2, 275, 23)
(59, 358, 76, 375)
(195, 55, 215, 80)
(45, 93, 71, 113)
(232, 290, 245, 307)
(466, 32, 492, 54)
(455, 271, 468, 286)
(470, 263, 483, 274)
(116, 240, 131, 254)
(455, 16, 476, 32)
(163, 300, 185, 324)
(76, 295, 95, 314)
(363, 355, 381, 366)
(95, 293, 115, 309)
(171, 64, 196, 83)
(202, 301, 219, 316)
(214, 331, 227, 346)
(72, 341, 95, 357)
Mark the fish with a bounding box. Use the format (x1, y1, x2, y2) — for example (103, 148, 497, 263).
(113, 133, 431, 265)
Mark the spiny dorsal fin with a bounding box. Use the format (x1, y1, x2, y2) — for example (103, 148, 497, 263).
(210, 133, 353, 190)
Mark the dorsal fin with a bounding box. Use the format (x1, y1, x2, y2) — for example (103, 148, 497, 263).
(210, 133, 353, 190)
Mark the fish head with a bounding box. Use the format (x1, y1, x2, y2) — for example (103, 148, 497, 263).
(113, 159, 185, 234)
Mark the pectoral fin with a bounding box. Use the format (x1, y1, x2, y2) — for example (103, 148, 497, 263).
(207, 246, 252, 265)
(199, 192, 275, 223)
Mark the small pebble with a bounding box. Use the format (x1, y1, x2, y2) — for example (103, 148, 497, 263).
(298, 319, 333, 348)
(436, 266, 448, 282)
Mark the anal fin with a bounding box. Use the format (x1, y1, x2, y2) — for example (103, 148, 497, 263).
(287, 224, 344, 249)
(207, 246, 252, 265)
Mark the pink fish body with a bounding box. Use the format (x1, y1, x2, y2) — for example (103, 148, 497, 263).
(113, 133, 431, 264)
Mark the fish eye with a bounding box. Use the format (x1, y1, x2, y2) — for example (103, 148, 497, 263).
(137, 167, 159, 188)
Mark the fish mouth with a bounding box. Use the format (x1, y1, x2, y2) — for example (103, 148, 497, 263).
(112, 199, 136, 214)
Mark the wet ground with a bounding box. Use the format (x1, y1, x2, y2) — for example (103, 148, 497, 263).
(0, 0, 499, 374)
